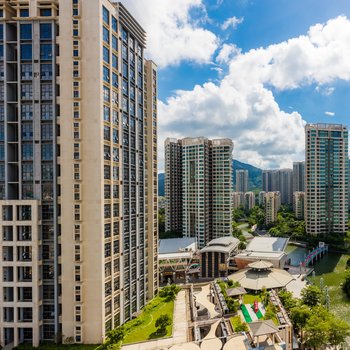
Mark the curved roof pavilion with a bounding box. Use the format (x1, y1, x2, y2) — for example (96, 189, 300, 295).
(228, 260, 295, 291)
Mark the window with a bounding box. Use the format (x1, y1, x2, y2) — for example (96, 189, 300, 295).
(122, 62, 128, 78)
(20, 9, 29, 17)
(112, 17, 118, 32)
(41, 84, 53, 99)
(112, 73, 118, 88)
(41, 104, 53, 120)
(21, 104, 33, 120)
(104, 165, 110, 179)
(21, 64, 33, 80)
(113, 129, 118, 143)
(22, 143, 33, 161)
(41, 64, 52, 80)
(42, 143, 53, 160)
(22, 164, 33, 181)
(102, 6, 109, 24)
(21, 44, 32, 60)
(104, 125, 110, 141)
(112, 110, 118, 124)
(41, 124, 53, 140)
(112, 54, 118, 70)
(42, 164, 53, 180)
(103, 46, 109, 64)
(112, 36, 118, 51)
(103, 27, 109, 44)
(22, 184, 33, 199)
(40, 23, 52, 40)
(40, 44, 52, 60)
(103, 86, 110, 102)
(40, 9, 52, 17)
(103, 105, 110, 122)
(122, 28, 127, 42)
(22, 123, 33, 140)
(21, 84, 33, 100)
(103, 66, 110, 83)
(20, 24, 32, 40)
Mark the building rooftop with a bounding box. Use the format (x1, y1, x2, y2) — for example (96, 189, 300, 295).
(246, 237, 289, 253)
(249, 320, 279, 337)
(200, 236, 240, 254)
(159, 237, 197, 255)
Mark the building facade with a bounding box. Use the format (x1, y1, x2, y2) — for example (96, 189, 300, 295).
(293, 192, 305, 220)
(292, 161, 305, 193)
(244, 192, 255, 211)
(236, 169, 248, 193)
(164, 138, 182, 234)
(0, 1, 157, 347)
(232, 191, 244, 209)
(265, 192, 281, 225)
(165, 137, 233, 248)
(262, 169, 292, 205)
(305, 124, 349, 236)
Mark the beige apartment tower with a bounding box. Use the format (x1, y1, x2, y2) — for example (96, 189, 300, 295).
(305, 124, 348, 236)
(265, 192, 281, 225)
(293, 192, 305, 220)
(0, 0, 158, 347)
(165, 137, 233, 248)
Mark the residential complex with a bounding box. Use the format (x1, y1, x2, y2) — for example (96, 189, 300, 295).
(305, 123, 349, 236)
(236, 169, 248, 193)
(244, 192, 255, 211)
(262, 169, 293, 205)
(264, 192, 281, 225)
(165, 137, 233, 248)
(0, 0, 157, 347)
(292, 161, 305, 193)
(232, 191, 244, 209)
(293, 192, 305, 220)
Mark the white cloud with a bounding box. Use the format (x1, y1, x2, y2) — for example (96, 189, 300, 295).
(221, 16, 244, 30)
(121, 0, 219, 67)
(216, 43, 241, 64)
(315, 86, 335, 95)
(325, 111, 335, 116)
(158, 16, 350, 171)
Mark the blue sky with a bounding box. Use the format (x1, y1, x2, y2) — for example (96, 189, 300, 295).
(124, 0, 350, 170)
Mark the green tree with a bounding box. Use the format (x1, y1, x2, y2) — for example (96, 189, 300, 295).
(155, 314, 171, 335)
(328, 317, 350, 347)
(278, 290, 298, 311)
(159, 284, 181, 301)
(344, 270, 350, 297)
(290, 304, 311, 348)
(304, 314, 329, 350)
(301, 285, 322, 307)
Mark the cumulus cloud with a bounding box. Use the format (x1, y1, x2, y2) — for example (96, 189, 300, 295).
(158, 16, 350, 170)
(221, 16, 244, 30)
(121, 0, 219, 67)
(325, 111, 335, 116)
(315, 85, 335, 95)
(216, 43, 241, 64)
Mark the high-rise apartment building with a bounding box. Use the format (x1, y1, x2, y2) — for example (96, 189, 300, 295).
(165, 137, 233, 248)
(232, 192, 244, 209)
(236, 169, 248, 193)
(258, 191, 266, 206)
(292, 161, 305, 193)
(244, 192, 255, 211)
(262, 169, 292, 205)
(0, 1, 157, 347)
(293, 192, 305, 220)
(164, 138, 182, 234)
(305, 124, 348, 236)
(265, 192, 281, 225)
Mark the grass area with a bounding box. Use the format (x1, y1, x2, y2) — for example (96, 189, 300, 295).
(243, 292, 262, 304)
(15, 344, 97, 350)
(309, 253, 350, 325)
(122, 296, 174, 344)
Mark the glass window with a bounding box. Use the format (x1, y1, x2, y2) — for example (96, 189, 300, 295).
(122, 62, 128, 78)
(112, 73, 118, 88)
(112, 17, 118, 32)
(104, 125, 110, 141)
(20, 24, 32, 40)
(21, 104, 33, 120)
(0, 164, 4, 181)
(112, 35, 118, 51)
(113, 129, 118, 143)
(103, 66, 110, 83)
(22, 184, 33, 199)
(22, 123, 33, 140)
(21, 64, 33, 80)
(0, 104, 4, 121)
(0, 45, 3, 59)
(21, 84, 33, 100)
(103, 105, 110, 122)
(40, 44, 52, 60)
(103, 86, 110, 102)
(103, 27, 109, 44)
(40, 9, 52, 17)
(112, 54, 118, 70)
(103, 46, 109, 64)
(42, 164, 53, 180)
(0, 124, 4, 141)
(21, 44, 32, 60)
(122, 28, 127, 42)
(0, 24, 2, 39)
(122, 80, 128, 95)
(22, 143, 33, 160)
(40, 23, 52, 40)
(41, 104, 53, 120)
(20, 9, 29, 17)
(41, 64, 53, 80)
(42, 143, 53, 160)
(41, 124, 53, 140)
(102, 6, 109, 24)
(0, 144, 4, 160)
(122, 45, 127, 61)
(41, 84, 53, 99)
(22, 164, 33, 181)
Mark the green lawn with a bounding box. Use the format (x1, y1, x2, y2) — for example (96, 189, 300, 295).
(122, 296, 174, 344)
(243, 293, 262, 304)
(240, 304, 253, 323)
(309, 253, 350, 325)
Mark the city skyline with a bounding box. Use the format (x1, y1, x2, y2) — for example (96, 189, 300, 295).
(121, 0, 350, 172)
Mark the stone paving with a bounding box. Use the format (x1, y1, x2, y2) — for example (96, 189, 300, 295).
(285, 274, 307, 298)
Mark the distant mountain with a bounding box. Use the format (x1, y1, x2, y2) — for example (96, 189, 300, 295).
(233, 159, 262, 191)
(158, 159, 262, 196)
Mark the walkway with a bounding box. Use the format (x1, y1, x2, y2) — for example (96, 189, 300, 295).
(121, 290, 188, 350)
(194, 284, 220, 319)
(285, 274, 307, 298)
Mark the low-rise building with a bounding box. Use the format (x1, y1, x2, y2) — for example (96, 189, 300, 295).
(200, 237, 240, 278)
(234, 237, 289, 269)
